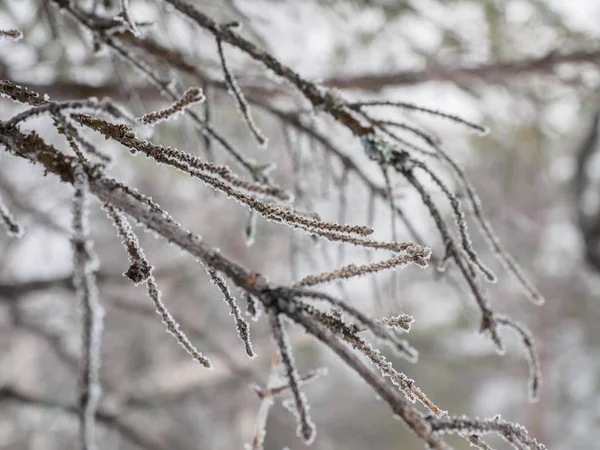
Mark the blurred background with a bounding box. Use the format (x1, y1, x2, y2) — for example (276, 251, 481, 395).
(1, 0, 600, 449)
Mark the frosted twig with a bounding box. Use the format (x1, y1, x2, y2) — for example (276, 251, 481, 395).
(287, 288, 419, 362)
(432, 146, 544, 305)
(374, 119, 441, 147)
(292, 223, 412, 252)
(365, 114, 541, 304)
(66, 17, 265, 179)
(248, 354, 280, 450)
(216, 36, 268, 148)
(268, 310, 316, 444)
(307, 307, 442, 416)
(353, 107, 438, 158)
(71, 164, 104, 450)
(0, 80, 47, 106)
(104, 204, 153, 284)
(2, 98, 123, 130)
(386, 116, 543, 305)
(376, 314, 414, 332)
(247, 356, 325, 450)
(146, 276, 211, 367)
(0, 194, 24, 237)
(413, 160, 497, 283)
(293, 251, 429, 288)
(136, 87, 205, 125)
(336, 166, 350, 266)
(74, 114, 291, 201)
(349, 101, 489, 135)
(208, 268, 255, 358)
(496, 316, 541, 402)
(53, 112, 112, 164)
(200, 81, 214, 160)
(428, 415, 546, 450)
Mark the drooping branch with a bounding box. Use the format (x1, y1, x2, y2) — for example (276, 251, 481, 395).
(0, 124, 461, 449)
(0, 2, 549, 444)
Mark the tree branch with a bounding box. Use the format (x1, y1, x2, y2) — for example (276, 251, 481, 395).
(323, 49, 600, 91)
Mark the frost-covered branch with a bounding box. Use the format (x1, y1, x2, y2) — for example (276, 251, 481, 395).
(71, 164, 104, 450)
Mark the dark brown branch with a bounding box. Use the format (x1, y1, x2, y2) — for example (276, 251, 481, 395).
(324, 49, 600, 91)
